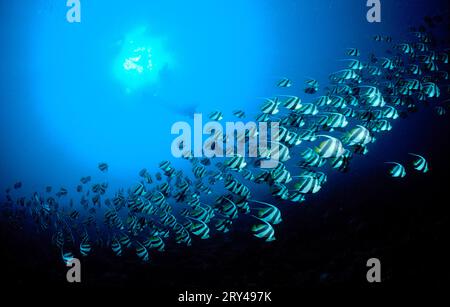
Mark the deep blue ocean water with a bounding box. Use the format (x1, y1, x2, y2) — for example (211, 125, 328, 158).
(0, 0, 449, 293)
(1, 0, 448, 189)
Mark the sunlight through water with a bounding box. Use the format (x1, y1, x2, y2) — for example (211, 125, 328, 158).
(114, 27, 173, 93)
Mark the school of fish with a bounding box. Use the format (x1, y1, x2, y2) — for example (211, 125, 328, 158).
(1, 19, 449, 264)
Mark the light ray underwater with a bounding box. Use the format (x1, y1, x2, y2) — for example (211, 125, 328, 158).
(1, 0, 450, 292)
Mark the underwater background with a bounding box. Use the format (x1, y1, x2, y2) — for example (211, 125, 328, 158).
(0, 0, 449, 294)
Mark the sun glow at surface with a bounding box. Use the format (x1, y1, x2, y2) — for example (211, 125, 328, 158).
(114, 27, 172, 92)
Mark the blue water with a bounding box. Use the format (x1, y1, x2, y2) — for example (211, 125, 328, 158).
(0, 0, 447, 194)
(1, 0, 450, 290)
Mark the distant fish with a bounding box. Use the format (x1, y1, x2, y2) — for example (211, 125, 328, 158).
(315, 135, 345, 158)
(373, 35, 392, 42)
(281, 96, 302, 110)
(80, 238, 92, 257)
(136, 242, 149, 262)
(277, 77, 292, 88)
(343, 125, 372, 146)
(185, 217, 210, 239)
(61, 249, 76, 265)
(215, 218, 232, 233)
(251, 200, 282, 225)
(144, 236, 165, 252)
(409, 153, 429, 173)
(209, 110, 223, 121)
(261, 98, 280, 114)
(98, 163, 108, 172)
(385, 162, 406, 178)
(2, 17, 449, 265)
(293, 175, 321, 194)
(155, 172, 162, 181)
(251, 219, 275, 242)
(80, 176, 91, 184)
(304, 79, 319, 94)
(111, 238, 122, 256)
(56, 187, 68, 197)
(435, 106, 446, 116)
(224, 155, 247, 170)
(233, 110, 246, 119)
